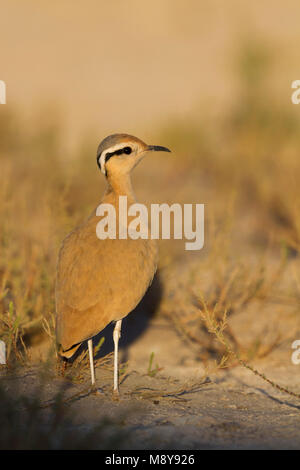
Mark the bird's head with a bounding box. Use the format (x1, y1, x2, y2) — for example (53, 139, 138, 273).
(97, 134, 171, 177)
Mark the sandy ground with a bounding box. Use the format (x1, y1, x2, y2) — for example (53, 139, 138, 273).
(2, 310, 300, 450)
(2, 232, 300, 450)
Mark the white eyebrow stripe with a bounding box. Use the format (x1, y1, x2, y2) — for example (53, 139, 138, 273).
(99, 142, 132, 174)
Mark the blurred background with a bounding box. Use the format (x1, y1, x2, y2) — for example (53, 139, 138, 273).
(1, 0, 300, 368)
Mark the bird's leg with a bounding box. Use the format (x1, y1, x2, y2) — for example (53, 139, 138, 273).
(113, 319, 122, 397)
(88, 338, 95, 387)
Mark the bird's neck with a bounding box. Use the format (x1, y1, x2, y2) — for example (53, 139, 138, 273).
(105, 172, 136, 203)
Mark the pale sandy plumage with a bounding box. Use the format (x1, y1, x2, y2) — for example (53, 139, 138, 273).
(55, 199, 158, 357)
(55, 134, 170, 393)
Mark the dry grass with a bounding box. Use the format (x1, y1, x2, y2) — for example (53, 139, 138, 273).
(196, 296, 300, 400)
(0, 40, 300, 386)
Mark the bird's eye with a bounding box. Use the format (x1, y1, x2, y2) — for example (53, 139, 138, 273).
(123, 147, 132, 154)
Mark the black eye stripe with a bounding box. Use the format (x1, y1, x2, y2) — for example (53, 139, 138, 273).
(97, 146, 133, 174)
(105, 146, 132, 162)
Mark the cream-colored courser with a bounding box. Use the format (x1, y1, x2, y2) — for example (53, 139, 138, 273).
(55, 134, 170, 396)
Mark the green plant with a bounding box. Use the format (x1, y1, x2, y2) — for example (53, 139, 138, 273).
(147, 352, 162, 377)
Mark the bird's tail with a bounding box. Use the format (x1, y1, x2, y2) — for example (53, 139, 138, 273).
(57, 342, 81, 359)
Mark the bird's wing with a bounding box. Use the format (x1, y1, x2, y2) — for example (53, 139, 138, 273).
(56, 212, 157, 314)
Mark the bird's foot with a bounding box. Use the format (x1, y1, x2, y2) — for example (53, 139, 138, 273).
(112, 388, 120, 401)
(90, 385, 104, 396)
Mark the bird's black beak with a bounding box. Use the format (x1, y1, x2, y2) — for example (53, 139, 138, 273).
(147, 145, 171, 153)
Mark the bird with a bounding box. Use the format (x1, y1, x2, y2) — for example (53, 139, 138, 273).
(55, 133, 171, 396)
